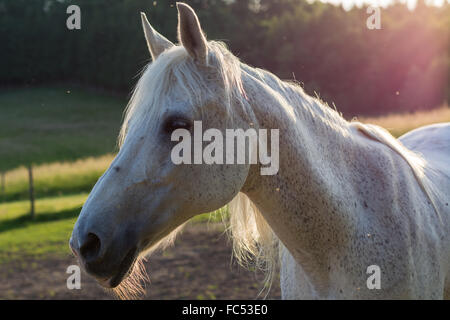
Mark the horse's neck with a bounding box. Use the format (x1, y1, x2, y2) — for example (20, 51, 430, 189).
(240, 68, 375, 292)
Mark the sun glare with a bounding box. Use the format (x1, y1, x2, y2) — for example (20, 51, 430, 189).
(313, 0, 447, 10)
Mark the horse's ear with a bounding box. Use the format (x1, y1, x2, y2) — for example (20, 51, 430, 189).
(140, 12, 174, 61)
(176, 2, 208, 65)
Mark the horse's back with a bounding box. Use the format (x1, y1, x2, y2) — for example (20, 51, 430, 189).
(399, 122, 450, 217)
(399, 122, 450, 174)
(400, 122, 450, 298)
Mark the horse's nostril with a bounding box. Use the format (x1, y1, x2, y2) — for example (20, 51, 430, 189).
(79, 233, 102, 262)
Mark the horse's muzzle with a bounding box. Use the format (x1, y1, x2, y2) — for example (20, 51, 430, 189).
(70, 228, 138, 288)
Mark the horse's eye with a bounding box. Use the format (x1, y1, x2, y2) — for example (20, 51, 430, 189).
(163, 117, 191, 134)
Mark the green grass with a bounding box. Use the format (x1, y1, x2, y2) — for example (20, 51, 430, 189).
(1, 155, 113, 202)
(0, 194, 87, 262)
(0, 86, 126, 262)
(0, 216, 77, 263)
(359, 106, 450, 138)
(0, 87, 125, 172)
(0, 193, 87, 225)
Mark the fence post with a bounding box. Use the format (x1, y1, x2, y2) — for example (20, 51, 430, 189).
(0, 171, 4, 202)
(28, 165, 35, 219)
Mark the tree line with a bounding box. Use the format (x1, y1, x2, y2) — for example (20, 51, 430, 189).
(0, 0, 448, 116)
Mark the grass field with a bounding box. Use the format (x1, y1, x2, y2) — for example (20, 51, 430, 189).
(0, 87, 124, 263)
(1, 154, 113, 202)
(358, 106, 450, 138)
(0, 87, 125, 172)
(0, 194, 84, 263)
(0, 87, 448, 265)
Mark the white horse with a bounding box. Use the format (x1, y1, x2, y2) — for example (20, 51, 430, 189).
(70, 3, 450, 299)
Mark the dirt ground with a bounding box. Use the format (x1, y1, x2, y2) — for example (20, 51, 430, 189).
(0, 223, 281, 300)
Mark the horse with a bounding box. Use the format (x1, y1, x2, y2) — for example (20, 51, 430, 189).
(70, 2, 450, 299)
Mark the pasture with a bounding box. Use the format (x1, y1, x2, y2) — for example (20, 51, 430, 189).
(0, 87, 448, 299)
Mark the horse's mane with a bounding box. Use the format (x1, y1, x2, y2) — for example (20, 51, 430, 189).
(115, 40, 441, 299)
(242, 61, 442, 224)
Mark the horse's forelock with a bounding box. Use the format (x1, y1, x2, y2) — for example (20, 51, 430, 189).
(118, 41, 247, 149)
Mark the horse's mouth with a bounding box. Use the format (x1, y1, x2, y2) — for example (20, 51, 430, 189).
(98, 246, 138, 289)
